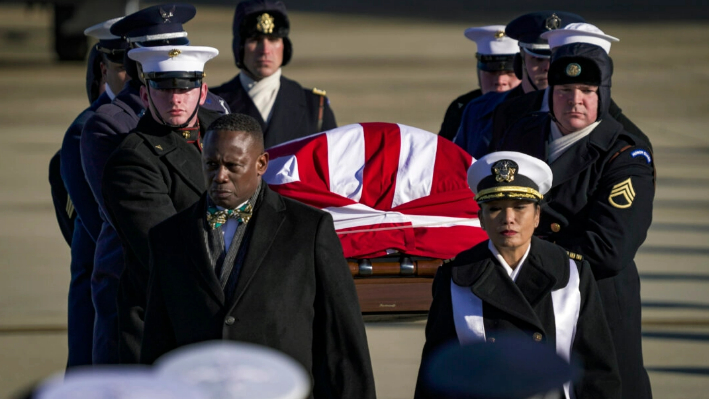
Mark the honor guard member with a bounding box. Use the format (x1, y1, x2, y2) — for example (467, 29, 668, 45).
(452, 12, 584, 159)
(56, 17, 131, 368)
(80, 4, 229, 365)
(139, 114, 376, 399)
(496, 31, 655, 399)
(101, 45, 222, 364)
(49, 44, 108, 247)
(211, 0, 337, 148)
(439, 25, 520, 141)
(490, 23, 652, 152)
(414, 151, 620, 399)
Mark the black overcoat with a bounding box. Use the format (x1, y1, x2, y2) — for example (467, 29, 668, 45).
(498, 114, 655, 399)
(101, 108, 221, 364)
(211, 74, 337, 149)
(414, 237, 621, 399)
(140, 188, 376, 399)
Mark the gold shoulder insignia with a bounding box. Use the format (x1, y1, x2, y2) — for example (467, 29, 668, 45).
(608, 178, 635, 209)
(312, 88, 327, 96)
(566, 251, 583, 261)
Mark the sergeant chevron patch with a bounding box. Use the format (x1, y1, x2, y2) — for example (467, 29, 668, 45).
(608, 178, 635, 209)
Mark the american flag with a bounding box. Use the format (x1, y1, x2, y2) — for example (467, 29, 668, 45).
(264, 122, 488, 259)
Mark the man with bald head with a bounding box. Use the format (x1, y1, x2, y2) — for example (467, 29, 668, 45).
(141, 113, 375, 399)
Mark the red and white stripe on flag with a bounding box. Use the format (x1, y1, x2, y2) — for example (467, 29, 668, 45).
(264, 122, 488, 259)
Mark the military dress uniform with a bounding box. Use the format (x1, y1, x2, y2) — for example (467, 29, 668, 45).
(212, 76, 335, 149)
(211, 0, 336, 149)
(415, 152, 620, 399)
(440, 25, 518, 141)
(61, 90, 112, 368)
(101, 45, 222, 364)
(498, 34, 654, 399)
(79, 4, 229, 364)
(452, 13, 584, 157)
(490, 22, 651, 153)
(53, 16, 132, 368)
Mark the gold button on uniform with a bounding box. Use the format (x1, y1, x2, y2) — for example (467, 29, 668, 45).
(487, 337, 496, 343)
(551, 223, 561, 233)
(533, 332, 543, 342)
(183, 131, 190, 139)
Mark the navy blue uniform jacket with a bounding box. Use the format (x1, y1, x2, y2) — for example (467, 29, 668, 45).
(211, 74, 336, 149)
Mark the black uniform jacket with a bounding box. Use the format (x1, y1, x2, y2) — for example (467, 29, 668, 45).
(102, 108, 221, 364)
(211, 74, 337, 149)
(498, 114, 655, 399)
(141, 188, 376, 399)
(414, 237, 621, 399)
(489, 89, 651, 152)
(438, 89, 482, 141)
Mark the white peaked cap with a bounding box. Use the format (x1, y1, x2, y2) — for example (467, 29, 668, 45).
(541, 22, 619, 54)
(464, 25, 519, 55)
(84, 17, 124, 39)
(36, 367, 208, 399)
(156, 341, 311, 399)
(467, 151, 553, 201)
(128, 45, 219, 73)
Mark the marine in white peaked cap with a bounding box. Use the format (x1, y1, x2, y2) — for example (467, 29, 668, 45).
(438, 25, 521, 140)
(128, 45, 218, 128)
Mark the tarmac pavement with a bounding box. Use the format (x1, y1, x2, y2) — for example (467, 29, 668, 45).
(0, 4, 708, 398)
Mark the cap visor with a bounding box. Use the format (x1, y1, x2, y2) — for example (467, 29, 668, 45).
(148, 79, 201, 90)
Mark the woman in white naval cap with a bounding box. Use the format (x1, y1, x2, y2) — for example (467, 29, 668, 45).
(439, 25, 520, 140)
(414, 151, 621, 399)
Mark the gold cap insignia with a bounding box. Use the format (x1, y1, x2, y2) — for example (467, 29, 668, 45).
(545, 13, 562, 30)
(608, 178, 635, 209)
(168, 49, 181, 58)
(256, 13, 275, 34)
(492, 160, 518, 183)
(494, 30, 505, 39)
(565, 63, 581, 77)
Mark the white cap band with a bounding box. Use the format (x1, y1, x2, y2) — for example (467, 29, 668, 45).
(128, 45, 218, 73)
(541, 23, 619, 54)
(464, 25, 519, 55)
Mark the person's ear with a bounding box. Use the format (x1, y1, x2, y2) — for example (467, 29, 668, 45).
(199, 82, 208, 105)
(534, 204, 541, 228)
(139, 85, 150, 108)
(478, 208, 486, 231)
(100, 62, 108, 83)
(256, 151, 269, 176)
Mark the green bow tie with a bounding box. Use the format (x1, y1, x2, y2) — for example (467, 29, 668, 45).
(206, 203, 253, 229)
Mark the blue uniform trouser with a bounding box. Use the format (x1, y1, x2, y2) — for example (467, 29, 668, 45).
(66, 217, 95, 367)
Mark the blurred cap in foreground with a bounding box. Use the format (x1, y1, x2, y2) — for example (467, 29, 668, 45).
(155, 340, 311, 399)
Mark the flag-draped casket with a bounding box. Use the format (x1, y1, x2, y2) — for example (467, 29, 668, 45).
(263, 123, 488, 312)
